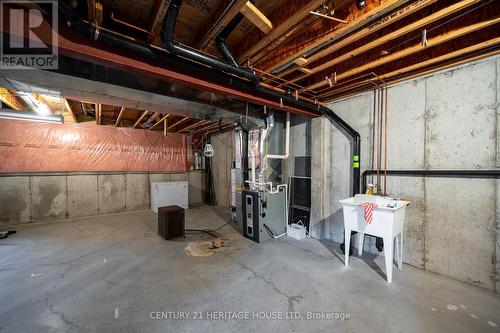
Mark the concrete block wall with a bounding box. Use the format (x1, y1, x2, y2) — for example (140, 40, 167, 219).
(0, 171, 204, 226)
(311, 55, 499, 292)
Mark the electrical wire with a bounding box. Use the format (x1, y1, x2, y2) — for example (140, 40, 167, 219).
(184, 218, 233, 238)
(185, 229, 218, 238)
(209, 219, 233, 232)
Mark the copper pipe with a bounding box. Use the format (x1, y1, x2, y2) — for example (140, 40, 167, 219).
(81, 19, 144, 42)
(378, 88, 384, 193)
(374, 90, 379, 194)
(252, 68, 317, 95)
(309, 11, 348, 24)
(377, 88, 382, 193)
(317, 72, 386, 99)
(110, 14, 153, 35)
(384, 85, 388, 195)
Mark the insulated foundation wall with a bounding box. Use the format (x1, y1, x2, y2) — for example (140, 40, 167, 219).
(0, 119, 188, 173)
(0, 118, 201, 226)
(311, 55, 500, 292)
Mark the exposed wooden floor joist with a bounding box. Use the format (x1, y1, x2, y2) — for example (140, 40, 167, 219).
(309, 16, 500, 92)
(287, 0, 483, 89)
(269, 0, 438, 85)
(264, 0, 410, 73)
(320, 37, 500, 101)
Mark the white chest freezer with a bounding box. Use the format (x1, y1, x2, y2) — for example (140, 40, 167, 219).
(150, 181, 188, 213)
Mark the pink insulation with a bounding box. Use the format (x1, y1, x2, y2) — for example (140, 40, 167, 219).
(0, 119, 188, 173)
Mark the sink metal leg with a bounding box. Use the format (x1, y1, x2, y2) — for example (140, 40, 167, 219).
(344, 228, 351, 266)
(398, 233, 403, 269)
(395, 234, 400, 268)
(357, 233, 364, 256)
(383, 236, 393, 283)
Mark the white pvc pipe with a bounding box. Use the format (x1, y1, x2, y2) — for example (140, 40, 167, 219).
(266, 112, 290, 160)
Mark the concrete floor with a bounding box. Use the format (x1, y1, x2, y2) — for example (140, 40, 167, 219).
(0, 206, 499, 333)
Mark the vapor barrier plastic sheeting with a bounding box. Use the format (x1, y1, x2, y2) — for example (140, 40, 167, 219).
(0, 119, 188, 173)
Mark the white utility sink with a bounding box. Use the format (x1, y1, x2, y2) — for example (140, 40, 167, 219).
(339, 194, 410, 283)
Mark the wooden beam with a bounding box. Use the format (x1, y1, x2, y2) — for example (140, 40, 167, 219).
(291, 0, 483, 88)
(147, 0, 168, 43)
(197, 0, 248, 50)
(308, 17, 500, 91)
(265, 0, 409, 73)
(95, 2, 103, 26)
(0, 88, 24, 110)
(132, 110, 149, 128)
(324, 48, 500, 103)
(387, 49, 500, 88)
(293, 57, 308, 66)
(273, 0, 437, 82)
(237, 0, 329, 63)
(320, 38, 500, 101)
(382, 38, 500, 79)
(179, 119, 209, 132)
(114, 106, 125, 126)
(205, 123, 235, 136)
(167, 116, 190, 130)
(63, 98, 78, 123)
(239, 1, 273, 34)
(95, 103, 101, 125)
(87, 0, 95, 23)
(190, 122, 220, 135)
(51, 21, 320, 117)
(150, 113, 170, 130)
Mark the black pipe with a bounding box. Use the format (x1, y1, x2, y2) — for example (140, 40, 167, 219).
(348, 168, 500, 254)
(362, 169, 500, 192)
(161, 0, 257, 82)
(322, 109, 361, 196)
(342, 169, 500, 256)
(58, 0, 361, 195)
(215, 12, 245, 67)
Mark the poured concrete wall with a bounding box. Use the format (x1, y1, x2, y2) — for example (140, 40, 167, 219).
(285, 115, 311, 179)
(0, 171, 204, 226)
(311, 55, 499, 292)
